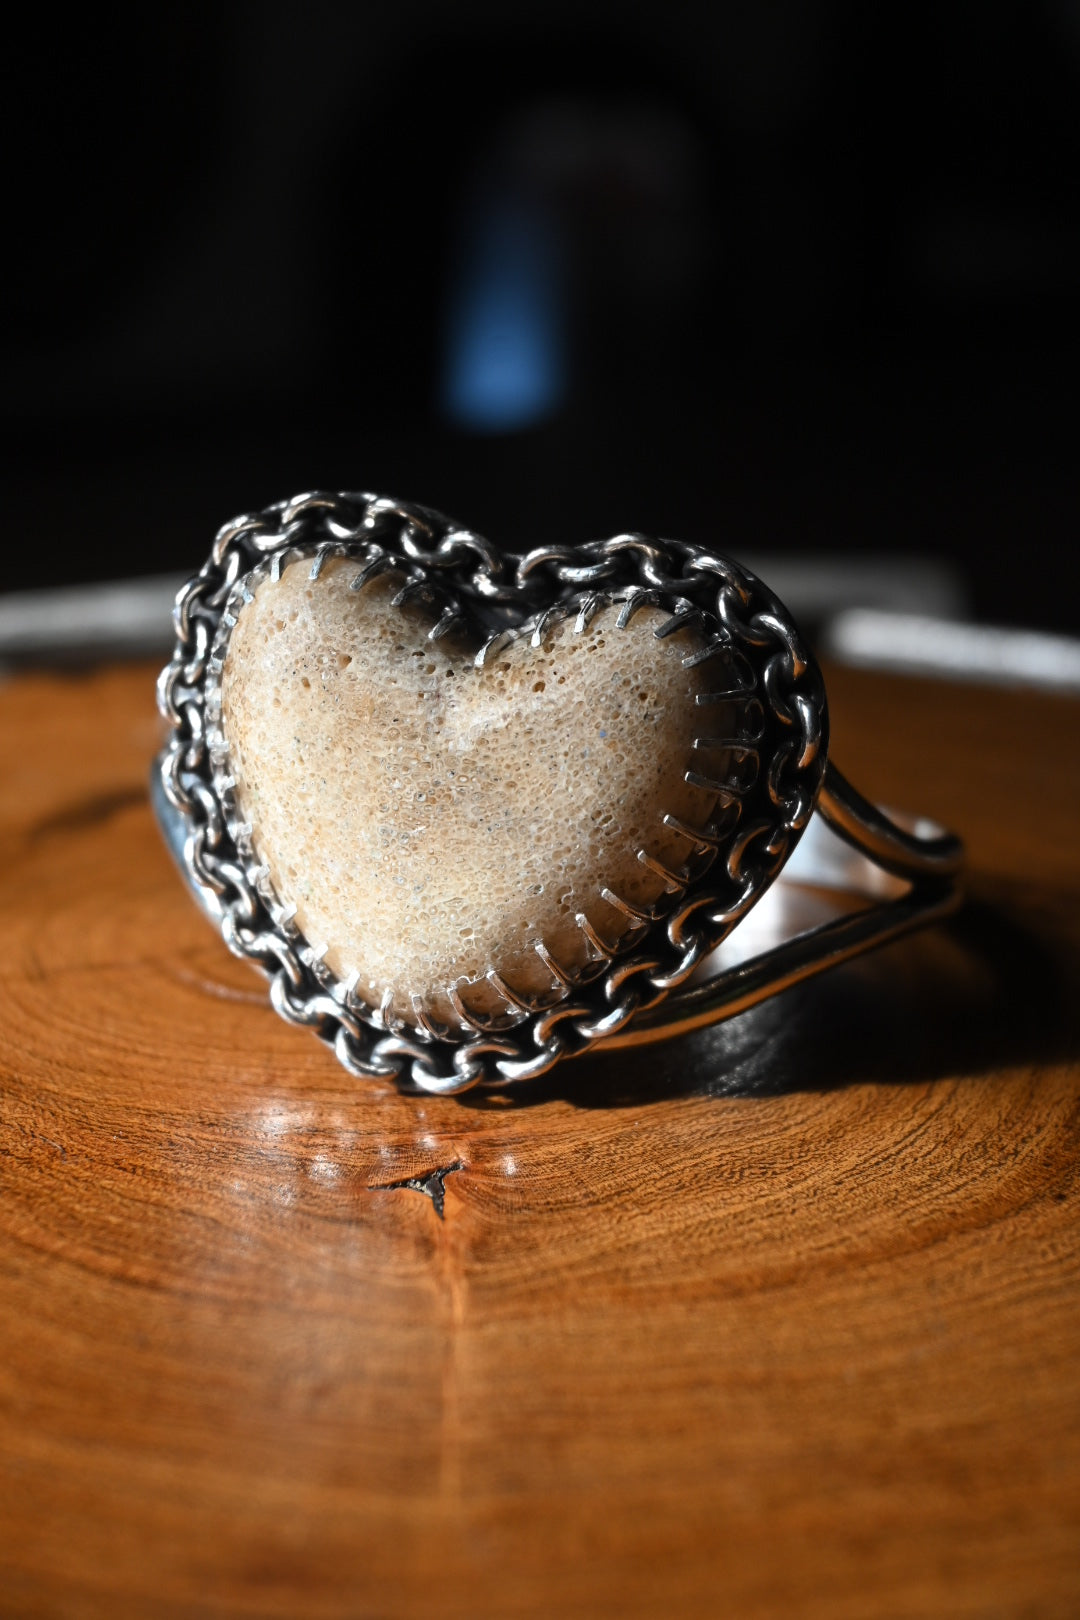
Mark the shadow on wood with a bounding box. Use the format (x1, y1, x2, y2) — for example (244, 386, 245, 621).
(464, 880, 1080, 1110)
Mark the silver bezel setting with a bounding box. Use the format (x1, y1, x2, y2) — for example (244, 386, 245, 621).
(157, 491, 832, 1093)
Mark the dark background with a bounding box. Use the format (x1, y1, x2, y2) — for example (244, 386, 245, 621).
(5, 2, 1079, 628)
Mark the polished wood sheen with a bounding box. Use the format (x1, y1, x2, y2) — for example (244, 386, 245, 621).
(1, 659, 1078, 1619)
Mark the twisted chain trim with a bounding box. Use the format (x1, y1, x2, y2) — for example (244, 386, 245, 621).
(157, 491, 828, 1093)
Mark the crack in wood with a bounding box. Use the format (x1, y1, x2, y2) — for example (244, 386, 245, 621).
(367, 1161, 463, 1220)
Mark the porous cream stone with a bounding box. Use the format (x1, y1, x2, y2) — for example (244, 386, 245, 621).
(221, 558, 727, 1025)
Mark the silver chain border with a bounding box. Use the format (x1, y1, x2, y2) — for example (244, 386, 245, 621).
(156, 491, 829, 1094)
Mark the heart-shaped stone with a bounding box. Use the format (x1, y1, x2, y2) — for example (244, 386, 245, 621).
(219, 557, 727, 1027)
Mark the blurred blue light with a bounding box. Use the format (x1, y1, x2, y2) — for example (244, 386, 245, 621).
(441, 193, 567, 433)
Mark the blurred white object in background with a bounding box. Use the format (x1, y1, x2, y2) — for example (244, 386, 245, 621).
(825, 609, 1080, 694)
(0, 575, 186, 663)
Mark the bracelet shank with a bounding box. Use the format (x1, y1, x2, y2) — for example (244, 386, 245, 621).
(597, 762, 963, 1051)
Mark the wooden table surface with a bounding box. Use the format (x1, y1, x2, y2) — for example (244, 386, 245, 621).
(1, 658, 1078, 1619)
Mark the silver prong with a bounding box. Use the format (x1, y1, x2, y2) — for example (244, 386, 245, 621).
(530, 603, 573, 647)
(350, 555, 390, 592)
(410, 993, 448, 1042)
(447, 980, 491, 1034)
(378, 986, 405, 1035)
(693, 738, 759, 763)
(485, 969, 535, 1014)
(575, 912, 614, 960)
(616, 589, 666, 630)
(600, 886, 656, 924)
(682, 639, 729, 669)
(534, 938, 574, 987)
(391, 578, 432, 609)
(684, 768, 741, 796)
(428, 609, 462, 642)
(574, 593, 604, 633)
(475, 628, 515, 668)
(637, 850, 686, 891)
(662, 811, 720, 850)
(654, 608, 702, 639)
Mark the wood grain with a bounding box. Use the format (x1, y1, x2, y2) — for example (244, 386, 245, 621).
(1, 659, 1079, 1619)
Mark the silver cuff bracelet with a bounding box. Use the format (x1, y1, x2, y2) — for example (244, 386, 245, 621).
(154, 491, 963, 1095)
